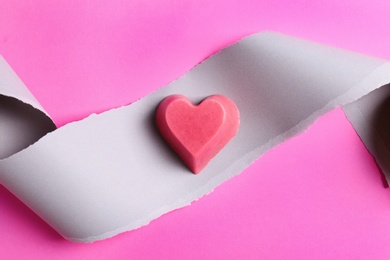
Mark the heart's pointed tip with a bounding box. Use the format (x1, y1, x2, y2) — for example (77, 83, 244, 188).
(190, 163, 204, 174)
(192, 169, 201, 175)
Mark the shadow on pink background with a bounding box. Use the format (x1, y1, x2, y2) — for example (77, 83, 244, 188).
(1, 0, 390, 259)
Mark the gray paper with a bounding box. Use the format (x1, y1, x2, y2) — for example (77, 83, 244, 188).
(1, 32, 390, 242)
(343, 85, 390, 183)
(0, 57, 56, 159)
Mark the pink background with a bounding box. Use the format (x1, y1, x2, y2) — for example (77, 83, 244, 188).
(1, 0, 390, 259)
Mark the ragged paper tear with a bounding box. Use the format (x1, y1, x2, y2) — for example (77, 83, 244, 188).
(0, 32, 390, 242)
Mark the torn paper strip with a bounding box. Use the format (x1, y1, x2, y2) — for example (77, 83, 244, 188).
(0, 32, 390, 242)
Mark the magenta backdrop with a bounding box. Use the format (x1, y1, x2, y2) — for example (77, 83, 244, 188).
(1, 0, 390, 259)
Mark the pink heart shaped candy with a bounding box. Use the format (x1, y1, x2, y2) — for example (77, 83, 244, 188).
(156, 95, 240, 174)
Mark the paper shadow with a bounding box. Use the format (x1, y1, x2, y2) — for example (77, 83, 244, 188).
(371, 91, 390, 187)
(0, 95, 56, 159)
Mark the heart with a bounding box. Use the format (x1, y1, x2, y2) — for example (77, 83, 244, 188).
(156, 94, 240, 174)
